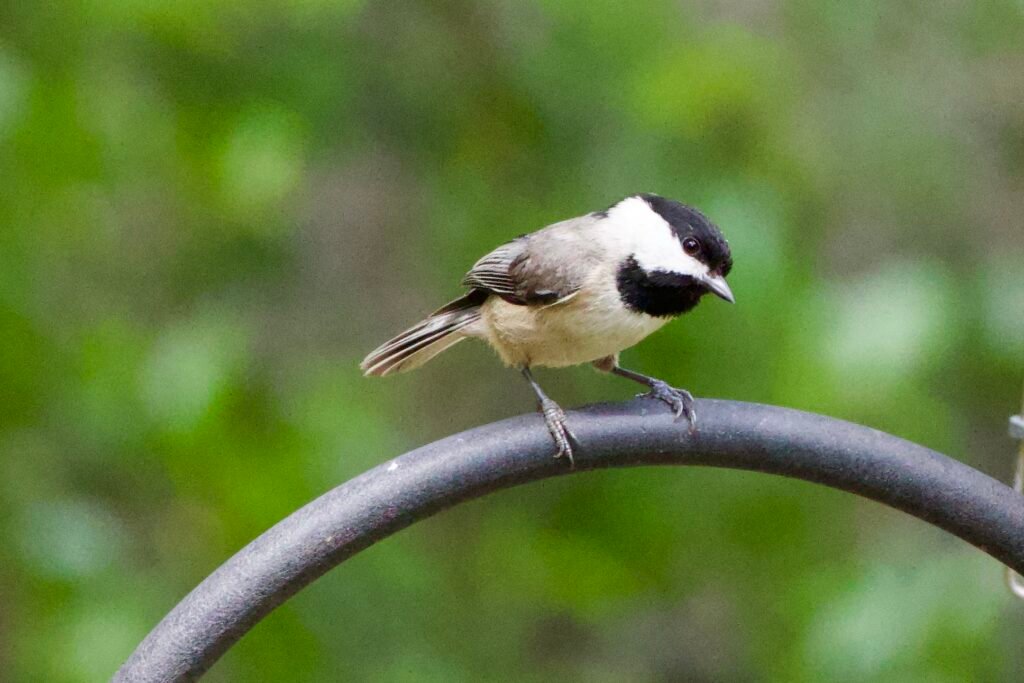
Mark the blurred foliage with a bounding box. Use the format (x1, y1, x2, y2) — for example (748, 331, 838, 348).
(1, 0, 1023, 680)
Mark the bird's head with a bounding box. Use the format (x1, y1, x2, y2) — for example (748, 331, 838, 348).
(608, 194, 734, 317)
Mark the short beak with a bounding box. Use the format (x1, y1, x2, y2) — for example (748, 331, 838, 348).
(701, 273, 735, 303)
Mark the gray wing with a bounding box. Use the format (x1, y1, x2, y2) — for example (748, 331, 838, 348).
(461, 214, 603, 305)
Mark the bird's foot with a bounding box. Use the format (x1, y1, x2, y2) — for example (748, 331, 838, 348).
(640, 380, 697, 432)
(539, 398, 576, 467)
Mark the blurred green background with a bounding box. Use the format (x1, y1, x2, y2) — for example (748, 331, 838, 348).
(2, 1, 1023, 680)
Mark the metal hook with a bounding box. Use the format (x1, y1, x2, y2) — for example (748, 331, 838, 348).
(1006, 412, 1024, 600)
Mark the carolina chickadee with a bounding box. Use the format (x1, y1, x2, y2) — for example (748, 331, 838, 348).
(362, 194, 734, 464)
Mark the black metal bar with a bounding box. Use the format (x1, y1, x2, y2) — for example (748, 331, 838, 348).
(1006, 382, 1024, 597)
(114, 399, 1024, 682)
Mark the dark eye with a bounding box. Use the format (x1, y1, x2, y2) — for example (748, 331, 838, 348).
(682, 237, 701, 256)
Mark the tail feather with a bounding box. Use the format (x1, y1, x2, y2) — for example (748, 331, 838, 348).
(361, 292, 484, 377)
(362, 317, 475, 376)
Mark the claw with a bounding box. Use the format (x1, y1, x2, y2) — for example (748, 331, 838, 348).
(540, 398, 576, 467)
(641, 380, 697, 433)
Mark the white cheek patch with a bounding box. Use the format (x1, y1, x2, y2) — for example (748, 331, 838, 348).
(608, 196, 709, 278)
(644, 251, 707, 277)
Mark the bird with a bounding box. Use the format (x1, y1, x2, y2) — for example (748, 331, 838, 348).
(361, 193, 734, 465)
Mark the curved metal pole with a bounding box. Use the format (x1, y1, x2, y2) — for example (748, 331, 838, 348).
(1006, 382, 1024, 598)
(115, 399, 1024, 682)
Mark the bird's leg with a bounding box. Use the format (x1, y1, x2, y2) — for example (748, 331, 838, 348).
(593, 356, 697, 432)
(521, 367, 576, 466)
